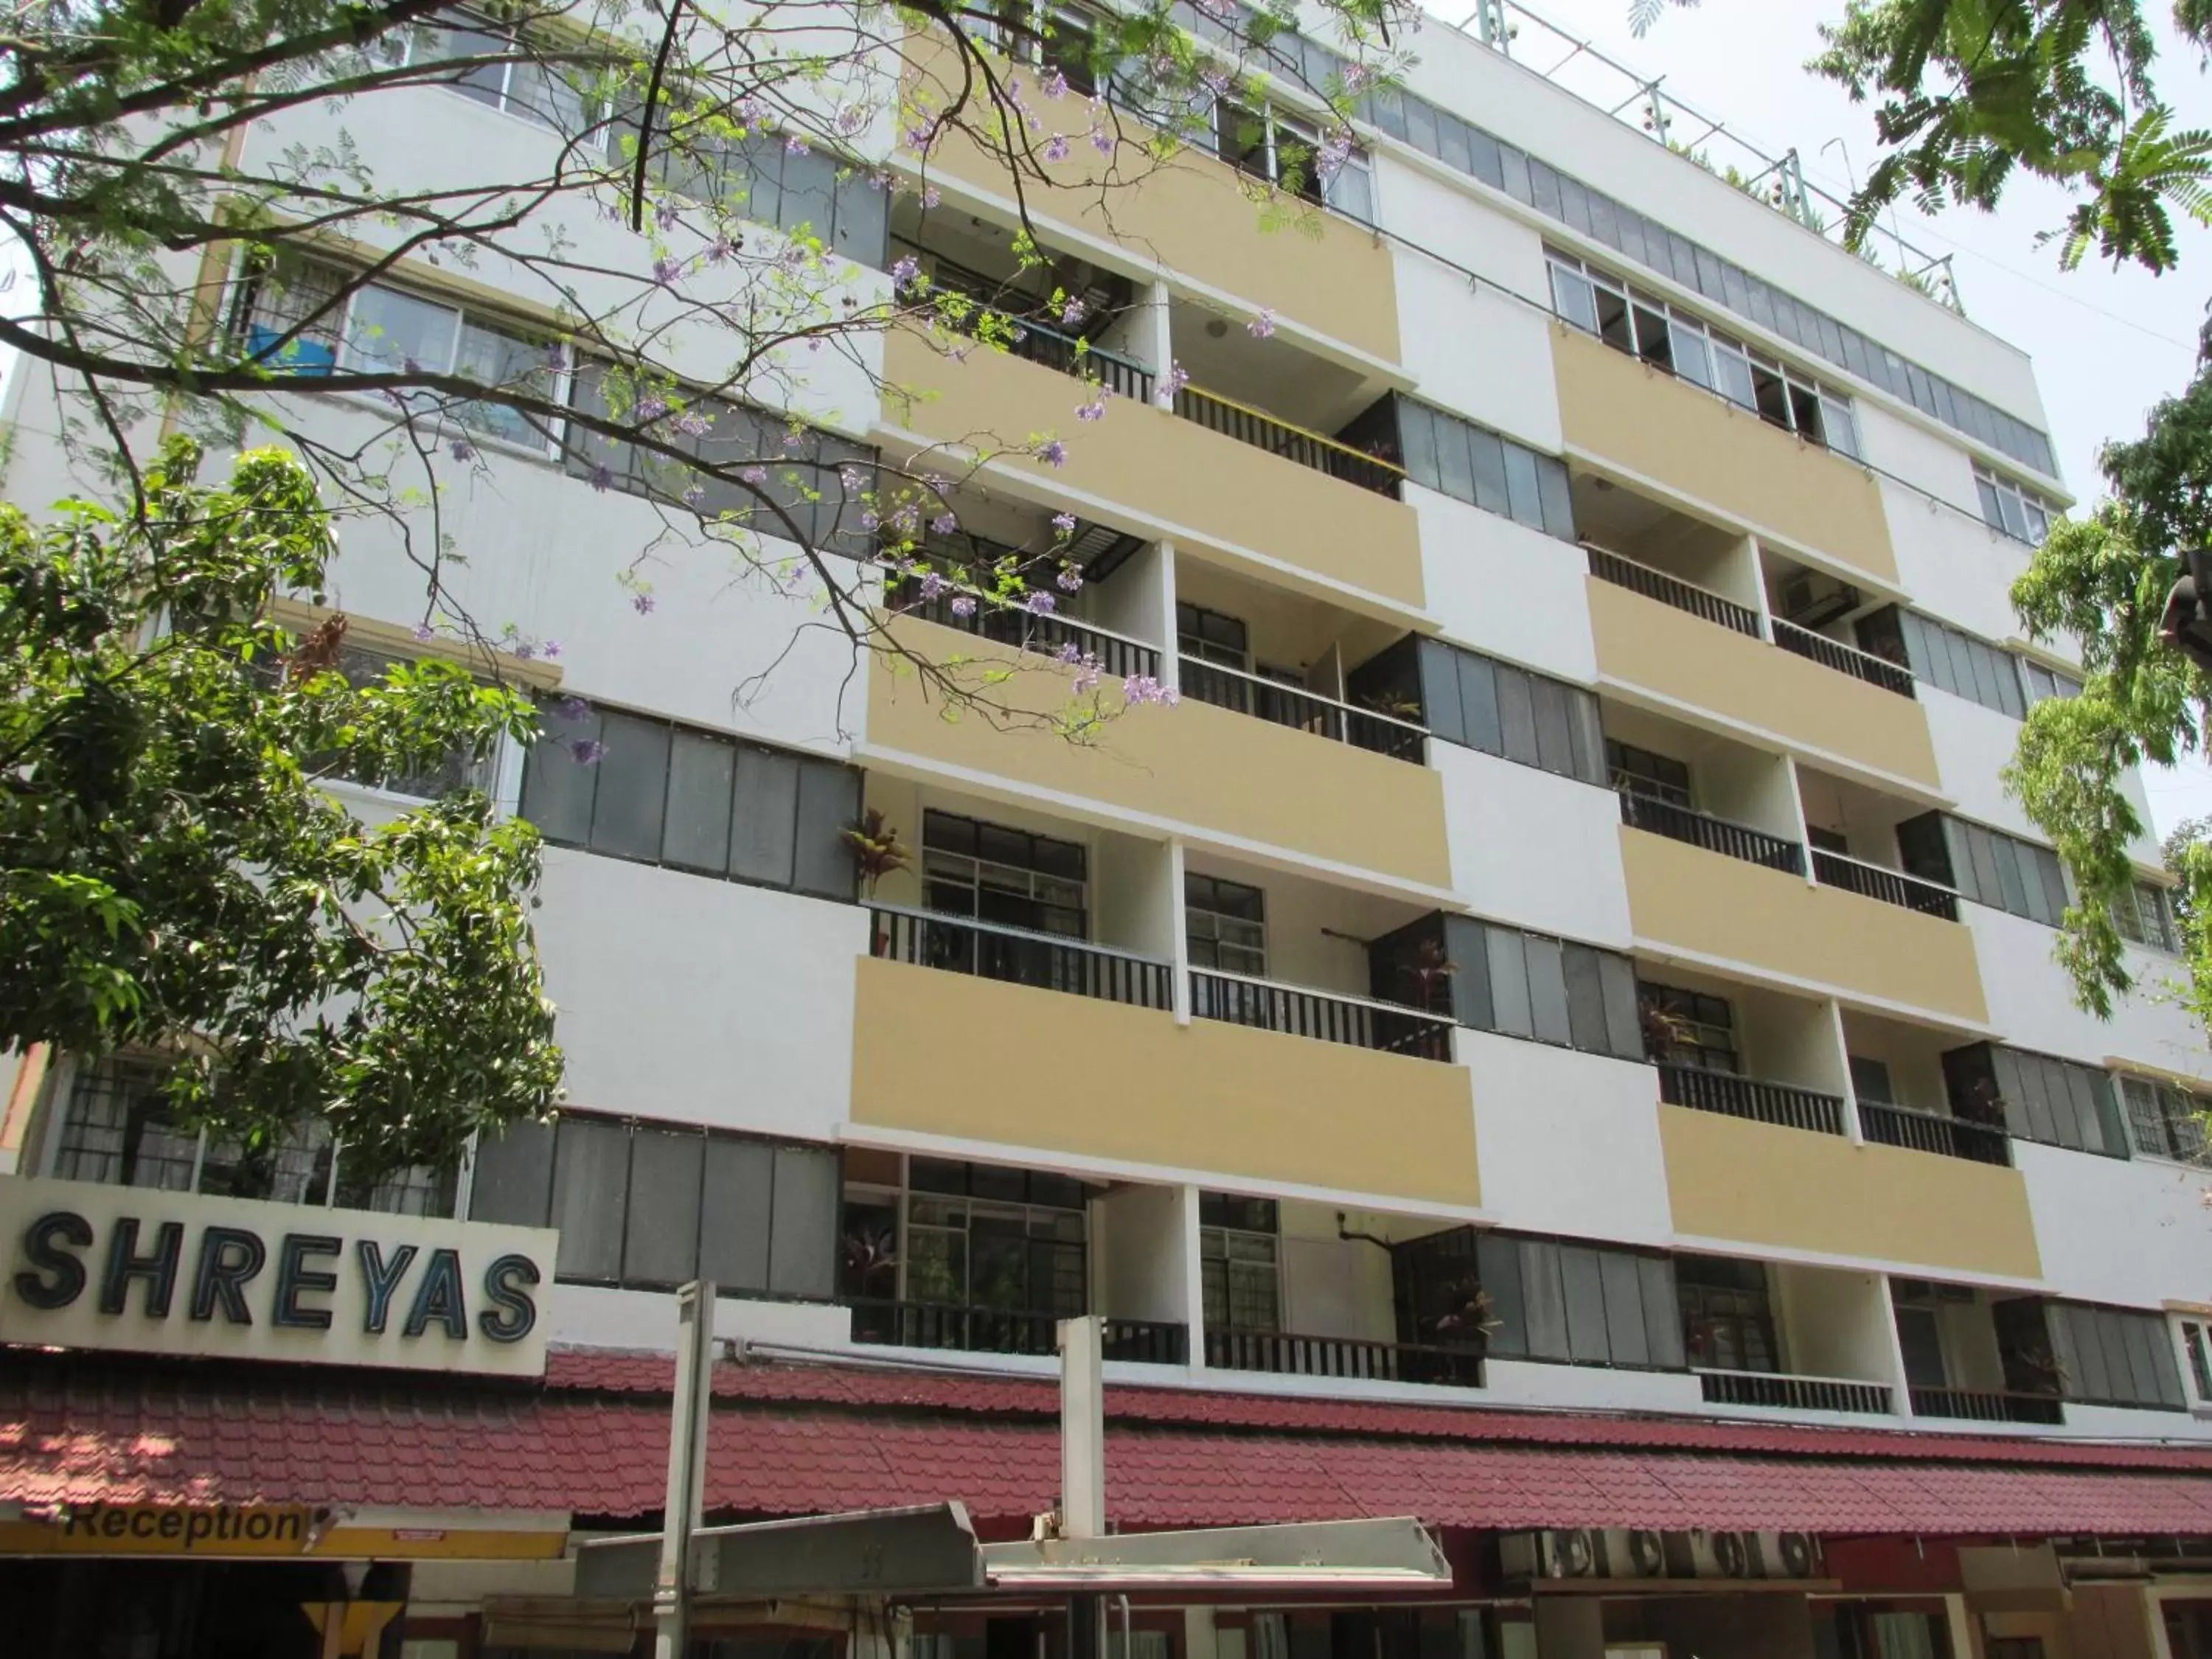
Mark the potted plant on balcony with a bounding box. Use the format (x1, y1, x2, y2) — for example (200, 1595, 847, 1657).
(1393, 936, 1458, 1018)
(843, 810, 911, 956)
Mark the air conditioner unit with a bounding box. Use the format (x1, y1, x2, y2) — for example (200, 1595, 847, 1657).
(1499, 1529, 1604, 1579)
(1687, 1531, 1823, 1580)
(1779, 573, 1863, 630)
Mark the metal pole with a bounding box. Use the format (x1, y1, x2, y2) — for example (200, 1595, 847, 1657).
(1060, 1316, 1107, 1659)
(655, 1280, 717, 1659)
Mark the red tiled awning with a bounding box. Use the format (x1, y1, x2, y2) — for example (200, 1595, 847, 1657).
(7, 1346, 2212, 1537)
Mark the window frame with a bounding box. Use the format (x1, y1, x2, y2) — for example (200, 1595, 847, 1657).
(1974, 463, 2057, 545)
(1543, 246, 1862, 458)
(1185, 871, 1267, 977)
(1199, 1192, 1282, 1333)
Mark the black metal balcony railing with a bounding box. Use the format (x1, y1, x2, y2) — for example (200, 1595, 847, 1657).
(1205, 1328, 1484, 1388)
(1190, 967, 1457, 1062)
(1179, 656, 1428, 763)
(1172, 383, 1405, 497)
(1858, 1099, 2014, 1166)
(869, 905, 1174, 1010)
(1771, 619, 1918, 699)
(1811, 848, 1961, 921)
(851, 1300, 1189, 1363)
(1910, 1386, 2065, 1426)
(1697, 1368, 1896, 1416)
(1618, 790, 1808, 875)
(1658, 1062, 1848, 1135)
(1585, 544, 1761, 638)
(1011, 321, 1155, 403)
(897, 585, 1161, 682)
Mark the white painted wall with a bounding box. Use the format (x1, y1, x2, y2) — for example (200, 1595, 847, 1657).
(1438, 746, 1631, 947)
(1095, 1183, 1195, 1324)
(1921, 691, 2043, 843)
(2015, 1138, 2212, 1308)
(1412, 484, 1597, 683)
(1381, 166, 1561, 453)
(1773, 1262, 1898, 1384)
(1484, 1356, 1708, 1413)
(1464, 1030, 1674, 1246)
(1279, 1199, 1398, 1342)
(547, 1281, 855, 1351)
(533, 851, 867, 1139)
(1967, 904, 2207, 1076)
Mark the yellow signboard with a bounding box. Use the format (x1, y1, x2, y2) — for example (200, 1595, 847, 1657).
(0, 1504, 568, 1560)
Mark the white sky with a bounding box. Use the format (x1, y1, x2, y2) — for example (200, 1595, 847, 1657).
(1435, 0, 2212, 838)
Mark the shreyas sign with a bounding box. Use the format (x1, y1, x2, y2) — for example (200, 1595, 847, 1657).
(0, 1178, 557, 1376)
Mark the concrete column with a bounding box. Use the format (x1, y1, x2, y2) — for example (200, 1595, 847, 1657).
(1143, 279, 1175, 408)
(1156, 539, 1181, 693)
(1178, 1183, 1207, 1370)
(1169, 836, 1192, 1024)
(1781, 755, 1820, 888)
(1823, 996, 1865, 1142)
(1879, 1271, 1919, 1419)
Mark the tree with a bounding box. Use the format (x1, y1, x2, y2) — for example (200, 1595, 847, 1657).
(0, 0, 1403, 1161)
(0, 436, 557, 1175)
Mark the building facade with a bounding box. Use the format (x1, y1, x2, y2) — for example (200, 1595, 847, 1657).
(5, 1, 2212, 1656)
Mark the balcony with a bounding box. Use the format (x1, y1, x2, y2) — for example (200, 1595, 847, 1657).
(1697, 1368, 1895, 1416)
(868, 905, 1172, 1009)
(1180, 655, 1427, 763)
(1812, 846, 1960, 921)
(1585, 560, 1941, 791)
(868, 614, 1452, 886)
(1859, 1099, 2012, 1166)
(1658, 1062, 1846, 1136)
(1204, 1327, 1484, 1388)
(1660, 1102, 2041, 1276)
(1773, 619, 1917, 699)
(1619, 826, 1990, 1025)
(1172, 383, 1403, 496)
(848, 956, 1483, 1208)
(852, 1301, 1187, 1363)
(1909, 1386, 2065, 1425)
(882, 327, 1425, 607)
(1552, 321, 1897, 580)
(1587, 543, 1759, 638)
(901, 34, 1402, 362)
(1190, 967, 1456, 1062)
(1618, 789, 1805, 874)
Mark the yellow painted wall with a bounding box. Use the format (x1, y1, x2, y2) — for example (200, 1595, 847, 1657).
(866, 615, 1453, 886)
(1660, 1104, 2042, 1278)
(904, 38, 1400, 363)
(1587, 577, 1941, 788)
(882, 329, 1425, 608)
(851, 956, 1482, 1205)
(1621, 827, 1990, 1024)
(1554, 324, 1897, 582)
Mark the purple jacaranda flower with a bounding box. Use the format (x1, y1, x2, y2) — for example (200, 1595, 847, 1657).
(840, 465, 868, 491)
(633, 594, 655, 615)
(656, 202, 679, 230)
(1026, 590, 1057, 616)
(837, 103, 869, 135)
(890, 253, 922, 288)
(589, 464, 615, 493)
(556, 695, 592, 723)
(1123, 674, 1178, 706)
(544, 342, 568, 372)
(570, 738, 607, 765)
(1077, 386, 1109, 421)
(653, 257, 681, 287)
(949, 594, 978, 618)
(741, 465, 769, 485)
(1036, 439, 1068, 467)
(919, 569, 950, 601)
(540, 640, 561, 659)
(1201, 66, 1231, 97)
(1042, 68, 1069, 99)
(921, 185, 942, 209)
(412, 624, 437, 642)
(1051, 511, 1077, 534)
(1044, 134, 1071, 162)
(1247, 308, 1276, 338)
(510, 640, 536, 661)
(860, 508, 882, 531)
(782, 429, 805, 451)
(785, 133, 810, 156)
(930, 512, 959, 535)
(1057, 564, 1083, 591)
(675, 409, 712, 437)
(1169, 360, 1192, 394)
(449, 438, 475, 462)
(1060, 296, 1087, 326)
(904, 123, 935, 152)
(708, 236, 734, 263)
(637, 394, 668, 422)
(1091, 128, 1113, 156)
(1055, 640, 1082, 664)
(683, 484, 707, 505)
